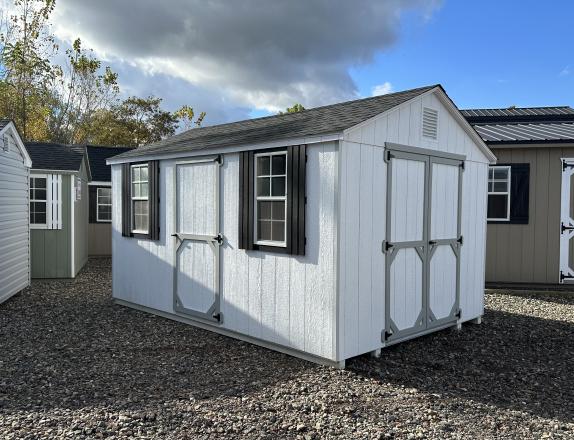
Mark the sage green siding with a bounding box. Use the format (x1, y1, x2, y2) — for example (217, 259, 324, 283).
(73, 160, 89, 276)
(31, 174, 72, 278)
(486, 146, 574, 284)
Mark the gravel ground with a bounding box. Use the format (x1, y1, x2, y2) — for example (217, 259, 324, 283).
(0, 258, 573, 439)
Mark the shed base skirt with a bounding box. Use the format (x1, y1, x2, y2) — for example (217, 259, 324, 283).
(114, 298, 345, 369)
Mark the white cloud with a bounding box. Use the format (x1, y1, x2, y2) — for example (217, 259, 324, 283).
(560, 65, 571, 76)
(46, 0, 440, 116)
(371, 82, 394, 96)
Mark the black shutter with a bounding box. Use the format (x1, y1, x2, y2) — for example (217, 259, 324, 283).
(148, 160, 160, 240)
(509, 163, 529, 224)
(287, 145, 306, 255)
(239, 151, 255, 250)
(89, 186, 98, 223)
(239, 146, 306, 255)
(121, 163, 131, 237)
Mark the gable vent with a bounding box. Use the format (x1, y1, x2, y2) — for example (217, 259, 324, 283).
(422, 107, 439, 139)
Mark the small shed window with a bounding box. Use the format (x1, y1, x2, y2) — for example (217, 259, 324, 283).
(131, 164, 149, 233)
(30, 176, 47, 225)
(255, 151, 287, 246)
(121, 161, 159, 240)
(97, 187, 112, 222)
(239, 145, 306, 255)
(487, 166, 511, 221)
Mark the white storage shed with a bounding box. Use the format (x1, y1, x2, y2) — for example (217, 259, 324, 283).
(108, 85, 496, 367)
(0, 120, 32, 304)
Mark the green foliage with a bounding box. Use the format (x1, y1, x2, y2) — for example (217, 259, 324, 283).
(0, 0, 205, 146)
(279, 103, 305, 115)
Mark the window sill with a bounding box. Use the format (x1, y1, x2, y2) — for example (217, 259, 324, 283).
(30, 224, 48, 230)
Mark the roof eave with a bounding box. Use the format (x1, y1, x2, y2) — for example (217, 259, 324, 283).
(0, 121, 32, 167)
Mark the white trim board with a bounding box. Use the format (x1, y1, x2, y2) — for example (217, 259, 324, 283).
(106, 133, 343, 165)
(88, 181, 112, 186)
(0, 121, 32, 168)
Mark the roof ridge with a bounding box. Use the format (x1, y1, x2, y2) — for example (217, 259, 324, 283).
(462, 105, 573, 112)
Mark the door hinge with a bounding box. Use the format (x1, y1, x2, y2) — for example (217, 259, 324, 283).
(560, 271, 574, 282)
(384, 150, 393, 163)
(561, 222, 574, 233)
(212, 312, 222, 322)
(457, 235, 463, 245)
(455, 309, 462, 319)
(382, 240, 394, 253)
(563, 161, 574, 171)
(382, 329, 393, 342)
(214, 233, 224, 245)
(460, 161, 465, 171)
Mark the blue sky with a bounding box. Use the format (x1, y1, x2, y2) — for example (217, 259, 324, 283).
(352, 0, 574, 110)
(45, 0, 574, 125)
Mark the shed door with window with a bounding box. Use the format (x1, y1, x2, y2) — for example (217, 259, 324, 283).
(384, 146, 463, 343)
(173, 156, 222, 322)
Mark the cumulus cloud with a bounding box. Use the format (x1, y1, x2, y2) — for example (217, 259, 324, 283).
(47, 0, 440, 118)
(372, 82, 394, 96)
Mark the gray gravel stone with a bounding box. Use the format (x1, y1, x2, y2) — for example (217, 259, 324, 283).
(0, 258, 572, 439)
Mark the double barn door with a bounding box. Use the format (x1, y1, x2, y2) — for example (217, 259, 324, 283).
(384, 146, 463, 344)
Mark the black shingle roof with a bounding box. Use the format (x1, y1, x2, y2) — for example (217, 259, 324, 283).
(462, 106, 574, 144)
(114, 84, 438, 161)
(25, 142, 86, 172)
(87, 146, 134, 182)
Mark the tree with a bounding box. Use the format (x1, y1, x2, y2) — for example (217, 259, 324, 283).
(0, 0, 58, 140)
(279, 103, 305, 115)
(88, 96, 180, 147)
(173, 104, 206, 130)
(49, 38, 119, 144)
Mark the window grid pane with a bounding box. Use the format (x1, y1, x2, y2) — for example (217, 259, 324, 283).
(131, 165, 149, 232)
(487, 166, 511, 220)
(255, 152, 287, 245)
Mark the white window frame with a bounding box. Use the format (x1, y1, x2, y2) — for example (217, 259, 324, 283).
(131, 163, 149, 234)
(96, 187, 112, 223)
(30, 174, 48, 229)
(487, 165, 511, 221)
(254, 151, 288, 247)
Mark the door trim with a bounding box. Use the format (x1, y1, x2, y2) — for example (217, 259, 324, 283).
(559, 158, 574, 283)
(172, 155, 224, 323)
(383, 145, 464, 343)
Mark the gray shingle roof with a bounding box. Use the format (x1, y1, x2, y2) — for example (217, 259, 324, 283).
(25, 142, 86, 172)
(86, 146, 135, 182)
(114, 84, 438, 161)
(463, 106, 574, 144)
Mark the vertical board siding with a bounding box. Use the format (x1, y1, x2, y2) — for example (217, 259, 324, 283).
(111, 142, 338, 361)
(30, 175, 72, 278)
(339, 89, 490, 359)
(486, 146, 574, 284)
(88, 223, 112, 256)
(0, 131, 30, 302)
(73, 160, 90, 276)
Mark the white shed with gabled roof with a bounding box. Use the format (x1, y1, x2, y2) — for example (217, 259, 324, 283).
(107, 84, 496, 367)
(0, 120, 32, 304)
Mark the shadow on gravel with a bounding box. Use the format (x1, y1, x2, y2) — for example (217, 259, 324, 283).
(348, 307, 574, 423)
(0, 259, 312, 415)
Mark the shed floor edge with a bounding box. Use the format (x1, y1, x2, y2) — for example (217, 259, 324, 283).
(113, 298, 345, 369)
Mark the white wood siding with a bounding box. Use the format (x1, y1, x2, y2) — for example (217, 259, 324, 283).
(0, 131, 30, 303)
(111, 142, 338, 360)
(338, 90, 489, 359)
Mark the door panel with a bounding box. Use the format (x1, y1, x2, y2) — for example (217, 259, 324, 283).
(173, 157, 222, 322)
(428, 245, 457, 321)
(560, 159, 574, 283)
(427, 158, 461, 329)
(389, 248, 424, 331)
(385, 151, 428, 342)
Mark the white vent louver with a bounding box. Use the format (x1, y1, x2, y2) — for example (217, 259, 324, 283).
(422, 107, 439, 140)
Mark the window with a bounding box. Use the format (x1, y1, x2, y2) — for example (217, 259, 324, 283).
(131, 164, 149, 233)
(97, 187, 112, 222)
(255, 151, 287, 246)
(487, 166, 511, 221)
(30, 176, 47, 225)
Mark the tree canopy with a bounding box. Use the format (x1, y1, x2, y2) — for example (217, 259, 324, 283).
(0, 0, 205, 146)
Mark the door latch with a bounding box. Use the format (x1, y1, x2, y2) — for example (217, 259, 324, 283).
(429, 240, 437, 245)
